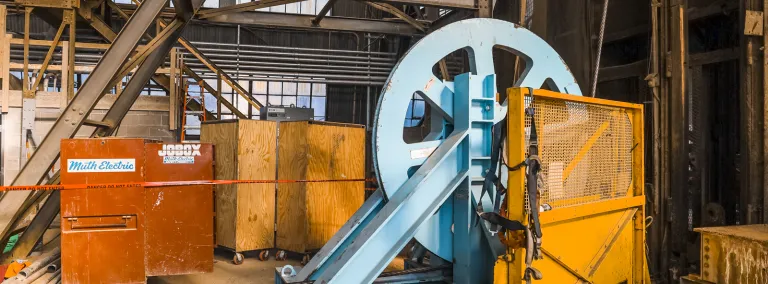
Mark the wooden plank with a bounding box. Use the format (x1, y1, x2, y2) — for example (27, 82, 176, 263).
(0, 91, 169, 111)
(304, 123, 365, 250)
(236, 120, 276, 251)
(689, 48, 738, 66)
(598, 60, 648, 82)
(2, 33, 8, 113)
(745, 10, 764, 36)
(9, 38, 113, 50)
(60, 41, 68, 109)
(200, 121, 238, 250)
(197, 0, 304, 19)
(276, 121, 309, 253)
(169, 48, 177, 130)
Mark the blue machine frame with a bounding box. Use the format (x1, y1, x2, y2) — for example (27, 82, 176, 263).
(276, 18, 582, 284)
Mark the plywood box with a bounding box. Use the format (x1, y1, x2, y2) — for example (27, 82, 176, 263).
(201, 120, 277, 252)
(202, 119, 365, 254)
(276, 121, 365, 253)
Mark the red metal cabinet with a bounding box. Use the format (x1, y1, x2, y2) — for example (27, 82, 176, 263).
(60, 139, 213, 283)
(61, 138, 147, 284)
(144, 143, 213, 276)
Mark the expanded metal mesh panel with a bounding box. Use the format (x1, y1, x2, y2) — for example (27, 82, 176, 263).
(524, 95, 634, 209)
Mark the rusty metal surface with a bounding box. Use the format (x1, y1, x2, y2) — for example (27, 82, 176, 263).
(60, 138, 147, 284)
(696, 224, 768, 284)
(144, 143, 214, 276)
(60, 139, 215, 282)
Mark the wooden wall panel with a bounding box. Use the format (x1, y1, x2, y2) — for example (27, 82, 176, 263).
(236, 120, 277, 251)
(304, 122, 365, 250)
(200, 121, 238, 249)
(276, 122, 309, 253)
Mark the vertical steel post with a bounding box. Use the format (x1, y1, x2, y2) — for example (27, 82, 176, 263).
(648, 0, 662, 278)
(740, 0, 764, 225)
(762, 0, 768, 223)
(669, 0, 689, 279)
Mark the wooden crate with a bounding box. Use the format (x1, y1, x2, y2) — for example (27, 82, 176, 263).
(200, 120, 277, 252)
(276, 121, 366, 253)
(202, 119, 365, 254)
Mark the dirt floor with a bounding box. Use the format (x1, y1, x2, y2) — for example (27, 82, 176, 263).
(148, 249, 300, 284)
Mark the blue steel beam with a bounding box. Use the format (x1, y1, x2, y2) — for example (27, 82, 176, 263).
(315, 129, 469, 283)
(372, 19, 583, 262)
(279, 19, 583, 284)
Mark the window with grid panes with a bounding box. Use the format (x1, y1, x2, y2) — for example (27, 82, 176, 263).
(405, 94, 425, 127)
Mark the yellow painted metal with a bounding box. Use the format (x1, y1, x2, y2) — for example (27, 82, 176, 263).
(695, 224, 768, 284)
(500, 88, 649, 284)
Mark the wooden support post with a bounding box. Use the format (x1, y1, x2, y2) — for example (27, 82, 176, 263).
(60, 41, 69, 109)
(22, 7, 31, 98)
(647, 0, 663, 278)
(169, 47, 177, 130)
(762, 0, 768, 223)
(29, 14, 68, 93)
(740, 0, 764, 225)
(116, 78, 123, 96)
(67, 9, 76, 101)
(2, 34, 9, 113)
(217, 70, 222, 118)
(0, 5, 6, 113)
(668, 0, 690, 279)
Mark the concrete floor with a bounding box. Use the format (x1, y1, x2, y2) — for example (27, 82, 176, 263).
(148, 250, 300, 284)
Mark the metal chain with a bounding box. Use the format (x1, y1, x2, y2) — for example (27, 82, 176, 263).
(590, 0, 610, 97)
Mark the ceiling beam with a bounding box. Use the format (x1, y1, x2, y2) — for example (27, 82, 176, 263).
(197, 0, 304, 19)
(202, 10, 422, 35)
(364, 1, 426, 32)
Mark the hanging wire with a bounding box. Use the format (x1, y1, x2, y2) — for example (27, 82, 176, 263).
(590, 0, 610, 98)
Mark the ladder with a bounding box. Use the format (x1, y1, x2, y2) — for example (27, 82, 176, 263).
(181, 80, 206, 142)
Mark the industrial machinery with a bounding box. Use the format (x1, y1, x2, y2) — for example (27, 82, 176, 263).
(260, 105, 314, 121)
(276, 19, 647, 283)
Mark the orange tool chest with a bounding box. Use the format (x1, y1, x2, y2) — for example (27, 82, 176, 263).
(60, 138, 213, 283)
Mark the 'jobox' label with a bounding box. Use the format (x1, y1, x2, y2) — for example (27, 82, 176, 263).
(67, 159, 136, 173)
(158, 144, 200, 164)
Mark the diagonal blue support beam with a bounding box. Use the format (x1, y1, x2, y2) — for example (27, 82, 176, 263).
(315, 130, 470, 283)
(293, 189, 386, 280)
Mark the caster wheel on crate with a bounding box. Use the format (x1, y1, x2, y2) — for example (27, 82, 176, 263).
(258, 250, 270, 261)
(275, 250, 287, 261)
(301, 254, 311, 265)
(232, 252, 244, 265)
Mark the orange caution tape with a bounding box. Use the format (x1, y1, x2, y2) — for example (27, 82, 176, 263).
(0, 178, 377, 192)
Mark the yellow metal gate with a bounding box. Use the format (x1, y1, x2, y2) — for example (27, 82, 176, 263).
(496, 88, 649, 283)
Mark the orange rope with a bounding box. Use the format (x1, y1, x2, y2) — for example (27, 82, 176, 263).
(0, 178, 377, 192)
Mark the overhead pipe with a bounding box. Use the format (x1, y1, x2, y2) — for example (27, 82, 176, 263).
(191, 68, 389, 81)
(181, 51, 396, 67)
(183, 62, 391, 76)
(195, 73, 384, 86)
(191, 40, 397, 57)
(193, 46, 396, 62)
